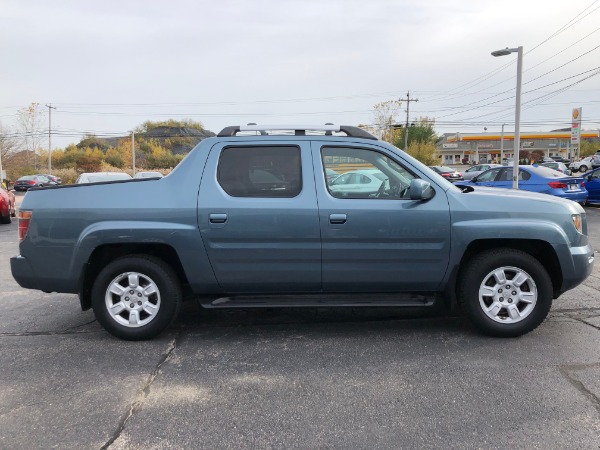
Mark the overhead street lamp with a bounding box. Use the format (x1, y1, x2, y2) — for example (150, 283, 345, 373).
(491, 46, 523, 189)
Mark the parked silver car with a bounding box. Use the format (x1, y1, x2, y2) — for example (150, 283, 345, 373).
(540, 161, 571, 176)
(462, 163, 502, 181)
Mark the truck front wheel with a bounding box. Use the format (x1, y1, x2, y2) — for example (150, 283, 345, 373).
(91, 255, 182, 340)
(458, 249, 553, 337)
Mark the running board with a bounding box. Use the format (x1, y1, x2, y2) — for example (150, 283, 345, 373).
(201, 293, 437, 309)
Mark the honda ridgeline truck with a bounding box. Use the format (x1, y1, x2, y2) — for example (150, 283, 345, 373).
(10, 124, 594, 340)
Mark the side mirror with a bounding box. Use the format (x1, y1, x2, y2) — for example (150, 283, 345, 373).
(409, 179, 434, 201)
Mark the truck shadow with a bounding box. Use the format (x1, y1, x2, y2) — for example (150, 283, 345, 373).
(172, 301, 474, 337)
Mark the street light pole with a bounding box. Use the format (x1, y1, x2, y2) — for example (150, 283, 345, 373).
(492, 46, 523, 189)
(45, 104, 56, 174)
(500, 123, 505, 163)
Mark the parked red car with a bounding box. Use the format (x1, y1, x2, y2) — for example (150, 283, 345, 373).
(0, 187, 16, 224)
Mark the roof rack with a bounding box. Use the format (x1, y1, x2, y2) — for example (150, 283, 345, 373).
(217, 124, 378, 140)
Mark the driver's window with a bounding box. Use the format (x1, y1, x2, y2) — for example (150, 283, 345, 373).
(476, 168, 501, 182)
(321, 146, 416, 199)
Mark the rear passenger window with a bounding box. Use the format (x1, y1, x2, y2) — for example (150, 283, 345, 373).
(519, 170, 531, 181)
(218, 146, 302, 198)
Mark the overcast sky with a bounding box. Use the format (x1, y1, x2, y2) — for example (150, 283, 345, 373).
(1, 0, 600, 148)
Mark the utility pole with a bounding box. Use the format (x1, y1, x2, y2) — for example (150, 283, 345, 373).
(131, 131, 136, 176)
(45, 104, 56, 173)
(403, 91, 418, 150)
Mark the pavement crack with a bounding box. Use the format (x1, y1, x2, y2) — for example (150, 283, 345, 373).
(559, 363, 600, 416)
(567, 315, 600, 332)
(64, 319, 97, 331)
(100, 331, 181, 450)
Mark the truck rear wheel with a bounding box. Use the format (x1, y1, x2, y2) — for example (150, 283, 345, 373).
(458, 249, 553, 337)
(91, 255, 182, 340)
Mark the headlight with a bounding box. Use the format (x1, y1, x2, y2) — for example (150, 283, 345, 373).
(572, 214, 583, 234)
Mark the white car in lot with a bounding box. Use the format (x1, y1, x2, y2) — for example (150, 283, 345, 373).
(75, 172, 133, 184)
(570, 156, 599, 173)
(328, 169, 388, 197)
(133, 171, 164, 179)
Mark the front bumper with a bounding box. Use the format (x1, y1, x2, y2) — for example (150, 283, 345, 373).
(558, 244, 594, 295)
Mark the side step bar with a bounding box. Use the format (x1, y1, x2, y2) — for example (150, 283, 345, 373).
(200, 293, 437, 309)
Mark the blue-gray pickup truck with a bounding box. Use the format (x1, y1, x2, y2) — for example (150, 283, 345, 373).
(10, 124, 594, 340)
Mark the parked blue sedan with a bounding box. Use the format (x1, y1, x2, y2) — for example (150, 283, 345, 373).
(454, 165, 587, 203)
(582, 167, 600, 205)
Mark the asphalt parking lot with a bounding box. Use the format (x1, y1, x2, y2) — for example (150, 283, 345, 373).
(1, 192, 600, 449)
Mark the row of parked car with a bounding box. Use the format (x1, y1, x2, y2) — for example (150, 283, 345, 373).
(320, 163, 596, 205)
(5, 161, 599, 224)
(392, 162, 599, 205)
(12, 171, 164, 191)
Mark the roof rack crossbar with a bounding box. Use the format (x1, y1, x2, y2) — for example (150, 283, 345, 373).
(217, 124, 377, 140)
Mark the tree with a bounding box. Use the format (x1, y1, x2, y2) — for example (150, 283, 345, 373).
(105, 148, 124, 168)
(579, 139, 599, 157)
(405, 141, 439, 166)
(394, 116, 437, 149)
(76, 134, 110, 151)
(76, 148, 104, 172)
(0, 122, 18, 161)
(0, 122, 18, 181)
(17, 103, 46, 168)
(135, 119, 206, 133)
(372, 100, 402, 143)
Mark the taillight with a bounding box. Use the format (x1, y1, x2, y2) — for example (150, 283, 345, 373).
(18, 211, 32, 242)
(581, 181, 585, 187)
(27, 180, 36, 185)
(548, 181, 568, 189)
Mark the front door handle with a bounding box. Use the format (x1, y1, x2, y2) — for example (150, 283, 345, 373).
(329, 213, 347, 224)
(209, 213, 228, 224)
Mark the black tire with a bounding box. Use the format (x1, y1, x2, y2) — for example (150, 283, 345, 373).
(91, 255, 182, 340)
(579, 165, 588, 173)
(0, 211, 10, 224)
(458, 248, 553, 337)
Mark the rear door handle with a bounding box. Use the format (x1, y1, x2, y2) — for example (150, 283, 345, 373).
(209, 213, 228, 224)
(329, 213, 347, 224)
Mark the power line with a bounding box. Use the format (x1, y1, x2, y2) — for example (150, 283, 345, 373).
(527, 0, 600, 54)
